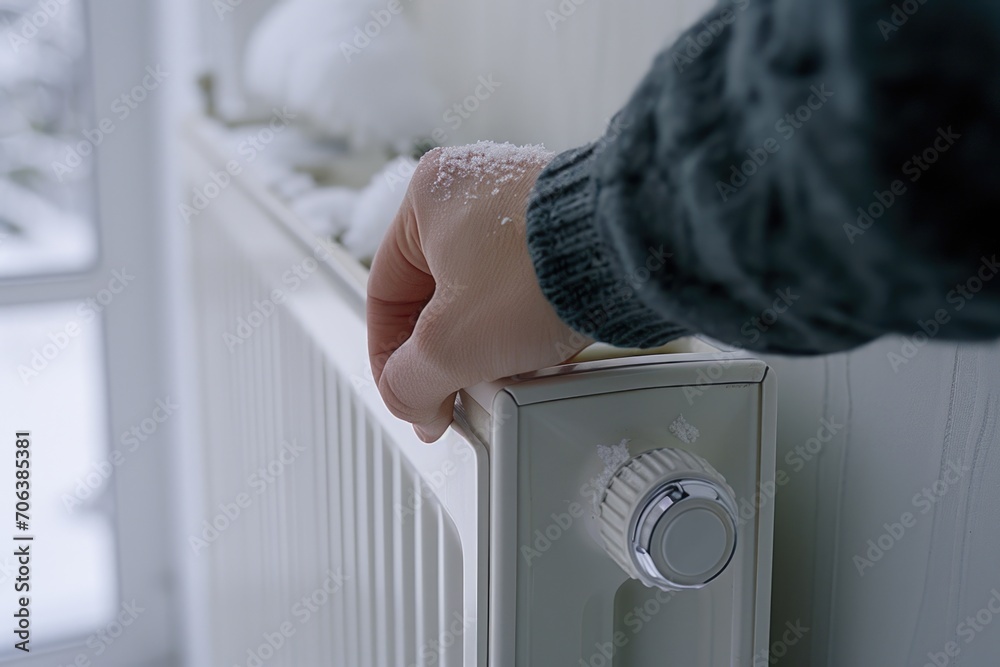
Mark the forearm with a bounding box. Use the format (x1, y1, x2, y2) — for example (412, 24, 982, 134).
(526, 0, 1000, 354)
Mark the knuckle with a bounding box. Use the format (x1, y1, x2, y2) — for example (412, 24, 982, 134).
(412, 319, 452, 371)
(409, 148, 447, 194)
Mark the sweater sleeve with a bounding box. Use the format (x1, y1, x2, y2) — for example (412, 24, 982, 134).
(526, 0, 1000, 355)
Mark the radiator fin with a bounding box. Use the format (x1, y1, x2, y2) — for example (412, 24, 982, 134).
(193, 205, 468, 667)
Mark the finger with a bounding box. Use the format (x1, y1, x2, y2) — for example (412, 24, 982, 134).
(412, 392, 458, 443)
(367, 201, 434, 386)
(377, 329, 459, 440)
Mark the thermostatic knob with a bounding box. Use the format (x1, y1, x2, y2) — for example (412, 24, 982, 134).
(597, 448, 738, 590)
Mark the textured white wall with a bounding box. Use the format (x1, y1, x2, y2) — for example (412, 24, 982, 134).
(765, 342, 1000, 666)
(405, 1, 1000, 664)
(412, 0, 712, 150)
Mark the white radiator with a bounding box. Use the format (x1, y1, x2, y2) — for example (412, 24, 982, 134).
(185, 117, 776, 667)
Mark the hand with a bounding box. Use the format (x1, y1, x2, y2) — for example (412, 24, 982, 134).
(367, 143, 592, 442)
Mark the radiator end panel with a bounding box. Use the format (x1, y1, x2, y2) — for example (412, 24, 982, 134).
(484, 352, 776, 666)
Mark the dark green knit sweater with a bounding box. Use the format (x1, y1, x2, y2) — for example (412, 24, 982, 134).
(526, 0, 1000, 354)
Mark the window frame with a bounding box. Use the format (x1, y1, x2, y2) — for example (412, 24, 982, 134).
(0, 1, 179, 665)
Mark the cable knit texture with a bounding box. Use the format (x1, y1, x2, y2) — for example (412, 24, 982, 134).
(526, 0, 1000, 353)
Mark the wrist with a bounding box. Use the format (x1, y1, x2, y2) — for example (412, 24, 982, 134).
(526, 143, 690, 348)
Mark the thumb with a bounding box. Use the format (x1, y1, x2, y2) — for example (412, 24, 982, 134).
(377, 333, 459, 443)
(414, 393, 458, 443)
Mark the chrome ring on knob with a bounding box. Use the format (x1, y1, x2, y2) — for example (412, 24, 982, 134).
(629, 477, 738, 590)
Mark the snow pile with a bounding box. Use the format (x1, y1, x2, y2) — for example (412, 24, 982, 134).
(244, 0, 441, 152)
(289, 187, 359, 238)
(281, 155, 416, 263)
(341, 156, 416, 260)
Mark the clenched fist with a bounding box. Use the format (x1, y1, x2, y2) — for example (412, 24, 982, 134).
(367, 142, 591, 442)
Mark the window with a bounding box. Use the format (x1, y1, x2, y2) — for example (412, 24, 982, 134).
(0, 302, 117, 655)
(0, 1, 176, 664)
(0, 0, 98, 279)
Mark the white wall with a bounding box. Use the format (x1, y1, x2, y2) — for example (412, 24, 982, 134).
(404, 1, 1000, 664)
(765, 341, 1000, 666)
(413, 0, 712, 151)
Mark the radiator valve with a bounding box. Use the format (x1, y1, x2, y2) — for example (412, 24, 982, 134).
(598, 448, 739, 591)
